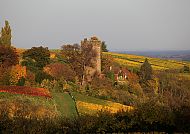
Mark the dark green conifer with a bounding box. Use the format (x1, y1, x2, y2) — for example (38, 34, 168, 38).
(140, 58, 153, 81)
(101, 41, 108, 52)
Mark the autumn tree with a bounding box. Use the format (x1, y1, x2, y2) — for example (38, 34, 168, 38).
(101, 41, 108, 52)
(101, 54, 113, 73)
(157, 71, 190, 109)
(9, 65, 26, 85)
(101, 54, 114, 81)
(0, 20, 12, 47)
(35, 71, 53, 84)
(61, 44, 82, 80)
(0, 46, 19, 85)
(21, 46, 51, 84)
(0, 67, 10, 85)
(0, 45, 19, 68)
(0, 20, 17, 68)
(0, 21, 19, 85)
(61, 43, 96, 84)
(127, 70, 143, 94)
(22, 46, 50, 71)
(24, 70, 36, 86)
(140, 58, 152, 81)
(44, 63, 76, 82)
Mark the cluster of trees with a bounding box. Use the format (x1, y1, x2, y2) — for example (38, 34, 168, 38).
(0, 20, 112, 87)
(0, 46, 18, 68)
(0, 20, 190, 133)
(61, 43, 97, 85)
(0, 20, 188, 100)
(0, 21, 21, 85)
(0, 21, 18, 67)
(21, 46, 53, 84)
(0, 21, 53, 86)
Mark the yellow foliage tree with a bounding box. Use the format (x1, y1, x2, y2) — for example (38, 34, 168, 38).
(9, 65, 26, 85)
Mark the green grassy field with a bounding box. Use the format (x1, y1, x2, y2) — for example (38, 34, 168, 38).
(72, 92, 108, 105)
(52, 92, 78, 118)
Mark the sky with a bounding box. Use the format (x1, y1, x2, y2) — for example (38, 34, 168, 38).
(0, 0, 190, 51)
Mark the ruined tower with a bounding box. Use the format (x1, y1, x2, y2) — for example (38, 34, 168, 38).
(81, 36, 102, 81)
(90, 36, 101, 74)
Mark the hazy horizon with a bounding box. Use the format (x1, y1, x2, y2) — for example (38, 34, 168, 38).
(1, 0, 190, 51)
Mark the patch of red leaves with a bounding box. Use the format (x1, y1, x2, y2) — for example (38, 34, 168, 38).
(0, 86, 52, 98)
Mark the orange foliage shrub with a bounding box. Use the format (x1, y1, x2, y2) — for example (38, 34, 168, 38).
(127, 71, 142, 91)
(9, 65, 26, 85)
(44, 63, 76, 81)
(16, 48, 25, 56)
(50, 53, 56, 59)
(25, 70, 36, 86)
(127, 71, 139, 83)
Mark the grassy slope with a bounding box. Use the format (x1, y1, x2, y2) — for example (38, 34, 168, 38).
(72, 92, 133, 115)
(72, 92, 109, 115)
(52, 92, 78, 118)
(0, 91, 130, 117)
(105, 52, 190, 70)
(72, 92, 108, 105)
(0, 91, 78, 118)
(0, 90, 132, 116)
(0, 92, 54, 108)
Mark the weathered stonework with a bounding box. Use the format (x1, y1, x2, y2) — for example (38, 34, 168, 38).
(81, 36, 102, 82)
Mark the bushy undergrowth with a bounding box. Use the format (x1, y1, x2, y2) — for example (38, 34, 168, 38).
(77, 76, 144, 106)
(0, 99, 189, 133)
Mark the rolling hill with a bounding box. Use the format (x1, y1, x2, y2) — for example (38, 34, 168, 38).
(72, 92, 133, 115)
(8, 50, 189, 118)
(105, 52, 190, 70)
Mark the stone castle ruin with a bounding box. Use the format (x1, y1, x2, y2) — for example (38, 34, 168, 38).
(81, 36, 102, 82)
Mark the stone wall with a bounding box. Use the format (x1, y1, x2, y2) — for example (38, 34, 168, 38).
(81, 36, 102, 82)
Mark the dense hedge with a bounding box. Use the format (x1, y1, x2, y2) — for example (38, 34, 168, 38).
(0, 103, 189, 133)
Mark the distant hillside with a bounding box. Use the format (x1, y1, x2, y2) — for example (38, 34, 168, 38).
(112, 50, 190, 61)
(105, 52, 190, 70)
(17, 48, 190, 70)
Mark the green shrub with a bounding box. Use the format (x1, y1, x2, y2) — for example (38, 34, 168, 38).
(35, 71, 53, 84)
(183, 65, 190, 73)
(17, 77, 25, 86)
